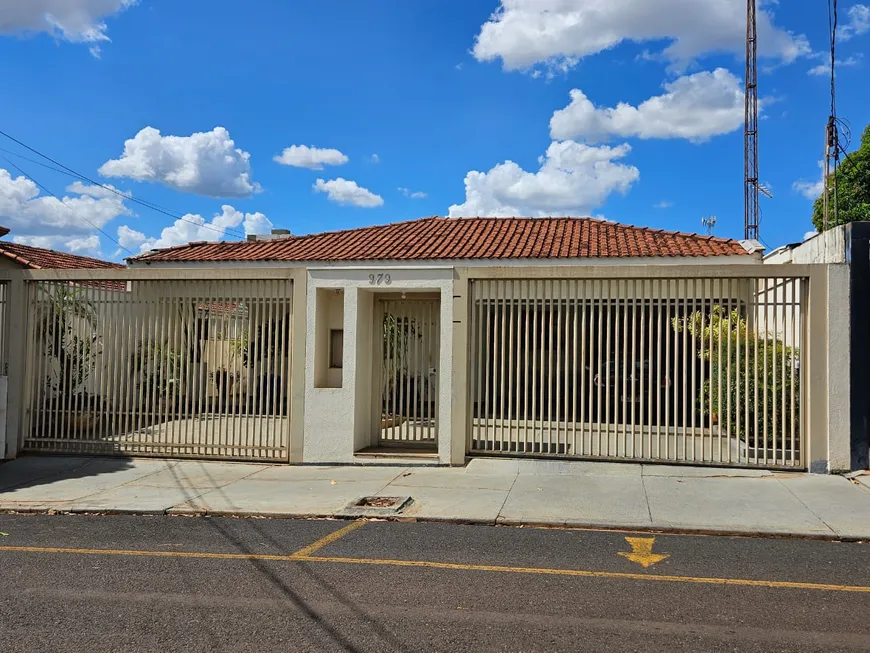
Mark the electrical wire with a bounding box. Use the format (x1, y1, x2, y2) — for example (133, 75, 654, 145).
(757, 203, 771, 250)
(0, 146, 73, 177)
(836, 117, 852, 148)
(829, 0, 838, 119)
(0, 154, 132, 255)
(831, 117, 862, 171)
(838, 141, 861, 171)
(0, 129, 249, 241)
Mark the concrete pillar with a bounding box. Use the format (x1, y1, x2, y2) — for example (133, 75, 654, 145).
(4, 275, 26, 459)
(353, 289, 374, 452)
(288, 269, 307, 463)
(826, 264, 851, 471)
(806, 265, 831, 473)
(0, 376, 7, 459)
(450, 269, 469, 466)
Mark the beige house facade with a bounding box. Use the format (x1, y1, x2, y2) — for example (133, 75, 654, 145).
(0, 216, 855, 473)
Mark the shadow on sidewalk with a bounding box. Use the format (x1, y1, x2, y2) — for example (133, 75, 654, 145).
(0, 455, 134, 494)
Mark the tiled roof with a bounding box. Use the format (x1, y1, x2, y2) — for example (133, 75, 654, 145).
(132, 216, 750, 264)
(0, 241, 124, 270)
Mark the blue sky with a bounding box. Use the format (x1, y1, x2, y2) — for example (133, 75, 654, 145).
(0, 0, 867, 260)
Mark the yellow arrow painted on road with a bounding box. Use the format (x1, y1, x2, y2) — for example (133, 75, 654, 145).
(618, 537, 669, 568)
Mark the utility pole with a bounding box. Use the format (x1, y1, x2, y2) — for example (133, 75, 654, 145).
(823, 121, 831, 231)
(744, 0, 759, 241)
(823, 0, 841, 233)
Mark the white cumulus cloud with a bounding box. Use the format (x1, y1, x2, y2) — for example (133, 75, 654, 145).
(12, 233, 103, 256)
(398, 187, 428, 199)
(313, 178, 384, 208)
(0, 0, 136, 56)
(99, 126, 260, 198)
(550, 69, 746, 143)
(123, 205, 274, 253)
(241, 211, 273, 235)
(116, 224, 154, 252)
(0, 168, 131, 240)
(66, 180, 130, 199)
(472, 0, 809, 73)
(793, 179, 825, 200)
(808, 54, 862, 76)
(273, 145, 349, 170)
(793, 161, 826, 200)
(65, 234, 102, 253)
(448, 140, 639, 218)
(840, 4, 870, 40)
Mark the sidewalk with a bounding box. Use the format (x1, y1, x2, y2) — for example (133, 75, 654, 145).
(2, 455, 869, 540)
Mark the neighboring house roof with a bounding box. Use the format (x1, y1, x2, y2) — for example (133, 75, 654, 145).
(0, 241, 124, 270)
(131, 216, 751, 264)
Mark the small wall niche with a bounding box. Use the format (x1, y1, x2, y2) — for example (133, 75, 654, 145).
(314, 288, 344, 388)
(329, 329, 344, 369)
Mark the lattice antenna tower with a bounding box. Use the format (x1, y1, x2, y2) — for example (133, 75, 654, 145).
(702, 216, 718, 236)
(744, 0, 759, 241)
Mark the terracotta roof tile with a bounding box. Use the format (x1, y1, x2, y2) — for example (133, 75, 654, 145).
(0, 241, 124, 270)
(131, 216, 750, 264)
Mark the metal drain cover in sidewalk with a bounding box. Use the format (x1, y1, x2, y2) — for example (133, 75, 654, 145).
(339, 495, 413, 517)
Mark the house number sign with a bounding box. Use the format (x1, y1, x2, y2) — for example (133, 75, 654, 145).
(368, 273, 392, 285)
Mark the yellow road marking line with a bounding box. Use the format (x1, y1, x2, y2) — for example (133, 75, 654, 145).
(2, 544, 870, 594)
(302, 555, 870, 593)
(0, 545, 298, 562)
(292, 520, 366, 557)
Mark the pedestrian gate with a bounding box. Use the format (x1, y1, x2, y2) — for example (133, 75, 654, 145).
(377, 298, 439, 448)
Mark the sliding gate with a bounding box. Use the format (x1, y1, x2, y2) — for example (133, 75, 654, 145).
(22, 277, 293, 461)
(468, 276, 807, 468)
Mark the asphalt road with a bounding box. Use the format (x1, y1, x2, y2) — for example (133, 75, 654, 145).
(1, 514, 869, 652)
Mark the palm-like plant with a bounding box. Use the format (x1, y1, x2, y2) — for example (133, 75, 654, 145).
(35, 283, 99, 411)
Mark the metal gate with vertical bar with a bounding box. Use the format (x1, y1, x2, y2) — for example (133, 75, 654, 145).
(0, 281, 9, 377)
(0, 281, 8, 459)
(22, 276, 293, 461)
(378, 298, 439, 447)
(468, 275, 807, 469)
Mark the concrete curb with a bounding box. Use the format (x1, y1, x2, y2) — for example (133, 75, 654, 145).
(494, 517, 855, 541)
(3, 506, 867, 542)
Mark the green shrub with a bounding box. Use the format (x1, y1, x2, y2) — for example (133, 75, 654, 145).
(672, 306, 800, 449)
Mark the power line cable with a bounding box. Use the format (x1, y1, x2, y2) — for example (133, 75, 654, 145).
(832, 117, 862, 171)
(0, 129, 249, 240)
(829, 0, 838, 118)
(0, 146, 74, 177)
(0, 154, 132, 255)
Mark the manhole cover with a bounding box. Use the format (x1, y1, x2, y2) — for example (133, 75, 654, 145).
(354, 496, 403, 509)
(340, 495, 413, 517)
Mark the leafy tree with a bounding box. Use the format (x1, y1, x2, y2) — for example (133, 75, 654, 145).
(812, 123, 870, 231)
